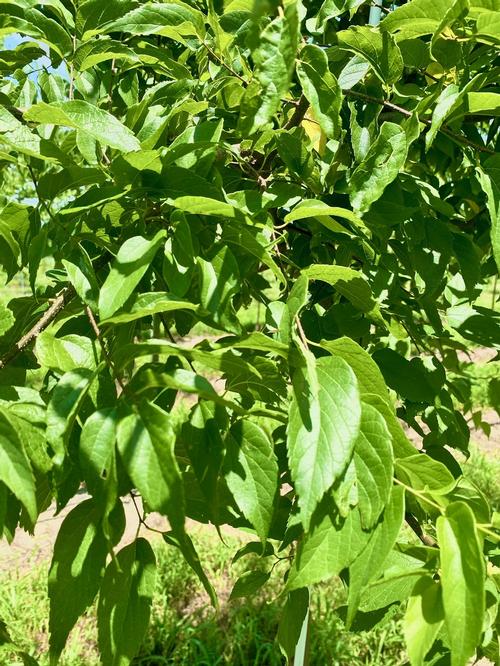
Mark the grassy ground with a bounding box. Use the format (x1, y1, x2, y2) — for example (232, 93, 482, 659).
(0, 533, 407, 666)
(463, 447, 500, 511)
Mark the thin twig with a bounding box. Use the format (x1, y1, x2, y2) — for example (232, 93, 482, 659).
(69, 35, 76, 100)
(130, 492, 166, 535)
(27, 164, 57, 224)
(344, 89, 496, 155)
(86, 306, 126, 393)
(405, 513, 437, 547)
(0, 286, 75, 371)
(202, 42, 246, 83)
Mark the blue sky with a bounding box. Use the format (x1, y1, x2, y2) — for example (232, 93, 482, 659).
(5, 33, 69, 80)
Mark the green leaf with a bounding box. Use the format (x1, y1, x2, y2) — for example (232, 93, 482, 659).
(198, 246, 242, 333)
(381, 0, 454, 39)
(373, 348, 444, 402)
(46, 369, 95, 464)
(230, 570, 271, 599)
(239, 3, 299, 132)
(4, 406, 51, 475)
(77, 0, 137, 39)
(452, 234, 481, 299)
(0, 106, 62, 161)
(347, 485, 405, 626)
(62, 251, 99, 310)
(130, 367, 219, 402)
(35, 333, 97, 373)
(478, 155, 500, 271)
(101, 292, 197, 325)
(475, 9, 500, 45)
(117, 401, 184, 533)
(24, 101, 140, 152)
(360, 396, 416, 460)
(285, 199, 367, 233)
(404, 576, 444, 666)
(296, 44, 341, 139)
(288, 354, 361, 530)
(395, 454, 456, 496)
(307, 0, 368, 33)
(304, 265, 379, 314)
(277, 588, 310, 666)
(349, 122, 408, 214)
(286, 506, 371, 591)
(98, 231, 166, 320)
(74, 38, 139, 71)
(426, 85, 460, 149)
(49, 499, 124, 664)
(169, 196, 241, 219)
(97, 538, 156, 666)
(0, 301, 14, 336)
(224, 420, 278, 543)
(213, 332, 289, 358)
(320, 337, 391, 406)
(462, 91, 500, 116)
(163, 531, 217, 607)
(354, 403, 393, 529)
(99, 1, 205, 40)
(79, 409, 118, 521)
(337, 25, 403, 84)
(436, 502, 486, 666)
(0, 407, 36, 523)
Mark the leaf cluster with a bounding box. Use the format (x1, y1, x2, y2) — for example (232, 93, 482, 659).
(0, 1, 499, 665)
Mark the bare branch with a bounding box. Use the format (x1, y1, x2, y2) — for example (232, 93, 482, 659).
(0, 286, 75, 371)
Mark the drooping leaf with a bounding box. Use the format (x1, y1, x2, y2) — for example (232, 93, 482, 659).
(354, 402, 393, 529)
(296, 44, 341, 139)
(117, 401, 184, 533)
(478, 155, 500, 271)
(230, 570, 271, 599)
(287, 354, 361, 530)
(224, 420, 278, 543)
(79, 408, 119, 524)
(0, 407, 36, 523)
(436, 502, 486, 666)
(97, 538, 156, 666)
(239, 3, 300, 132)
(46, 369, 95, 464)
(163, 530, 217, 607)
(404, 576, 444, 666)
(277, 587, 310, 666)
(347, 485, 405, 626)
(320, 337, 391, 406)
(286, 506, 371, 591)
(49, 499, 124, 664)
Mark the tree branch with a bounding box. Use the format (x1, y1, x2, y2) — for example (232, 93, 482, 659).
(344, 89, 496, 155)
(284, 94, 309, 130)
(0, 286, 75, 371)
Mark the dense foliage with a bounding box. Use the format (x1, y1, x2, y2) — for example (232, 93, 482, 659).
(0, 0, 499, 664)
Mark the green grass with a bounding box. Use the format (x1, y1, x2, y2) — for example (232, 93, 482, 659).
(0, 532, 406, 666)
(463, 446, 500, 511)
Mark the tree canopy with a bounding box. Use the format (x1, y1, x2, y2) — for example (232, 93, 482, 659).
(0, 0, 499, 664)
